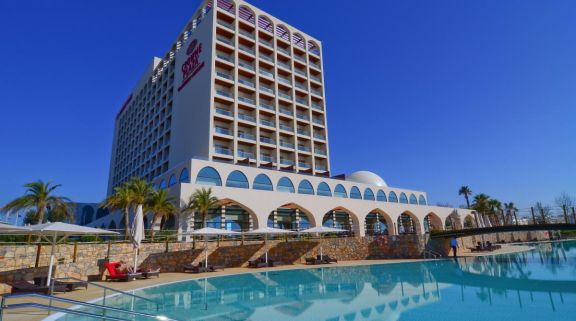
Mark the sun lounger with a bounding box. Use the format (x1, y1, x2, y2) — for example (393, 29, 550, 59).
(105, 262, 142, 281)
(10, 280, 67, 295)
(54, 279, 89, 291)
(183, 263, 214, 273)
(305, 257, 322, 265)
(320, 255, 337, 264)
(138, 268, 161, 279)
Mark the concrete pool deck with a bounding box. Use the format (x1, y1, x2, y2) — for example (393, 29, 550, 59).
(0, 244, 534, 321)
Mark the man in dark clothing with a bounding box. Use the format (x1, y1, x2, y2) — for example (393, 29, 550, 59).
(450, 237, 458, 258)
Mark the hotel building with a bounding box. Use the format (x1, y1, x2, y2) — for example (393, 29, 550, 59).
(98, 0, 476, 237)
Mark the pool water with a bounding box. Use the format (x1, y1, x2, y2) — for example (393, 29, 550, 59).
(58, 241, 576, 321)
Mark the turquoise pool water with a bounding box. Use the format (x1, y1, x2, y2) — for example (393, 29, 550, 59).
(57, 241, 576, 321)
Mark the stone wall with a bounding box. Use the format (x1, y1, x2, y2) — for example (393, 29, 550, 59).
(429, 231, 550, 256)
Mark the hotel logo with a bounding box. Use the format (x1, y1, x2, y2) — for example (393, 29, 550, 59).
(178, 39, 205, 91)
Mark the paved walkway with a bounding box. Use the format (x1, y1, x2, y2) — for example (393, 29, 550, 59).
(1, 244, 533, 321)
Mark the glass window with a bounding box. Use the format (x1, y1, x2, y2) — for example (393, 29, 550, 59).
(364, 188, 375, 201)
(399, 192, 408, 204)
(253, 174, 273, 191)
(277, 177, 295, 193)
(419, 195, 427, 205)
(168, 174, 177, 187)
(317, 182, 332, 197)
(179, 168, 190, 183)
(196, 166, 222, 186)
(350, 186, 362, 199)
(389, 191, 398, 203)
(298, 179, 314, 195)
(226, 170, 249, 189)
(377, 190, 387, 202)
(159, 180, 167, 189)
(409, 194, 418, 205)
(334, 184, 347, 198)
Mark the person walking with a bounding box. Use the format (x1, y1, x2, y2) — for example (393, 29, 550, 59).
(450, 236, 458, 258)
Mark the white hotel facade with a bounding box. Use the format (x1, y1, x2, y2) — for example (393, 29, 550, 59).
(95, 0, 476, 237)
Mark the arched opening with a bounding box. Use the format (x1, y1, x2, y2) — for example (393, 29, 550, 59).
(418, 195, 427, 205)
(364, 188, 375, 201)
(292, 33, 305, 49)
(365, 210, 394, 236)
(397, 212, 421, 235)
(238, 5, 255, 24)
(389, 191, 398, 203)
(168, 174, 177, 187)
(226, 170, 249, 188)
(82, 206, 94, 225)
(276, 25, 290, 42)
(334, 184, 347, 198)
(463, 215, 475, 229)
(445, 212, 462, 230)
(258, 15, 273, 33)
(179, 168, 190, 183)
(423, 213, 443, 233)
(267, 203, 315, 231)
(322, 207, 359, 236)
(317, 182, 332, 197)
(196, 199, 258, 232)
(409, 194, 418, 205)
(297, 179, 314, 195)
(196, 166, 222, 186)
(217, 0, 235, 14)
(376, 190, 387, 202)
(253, 174, 273, 191)
(277, 177, 295, 193)
(399, 193, 408, 204)
(159, 180, 167, 189)
(308, 41, 320, 56)
(350, 186, 362, 199)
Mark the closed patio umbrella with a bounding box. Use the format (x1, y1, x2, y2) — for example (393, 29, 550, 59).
(300, 226, 347, 261)
(130, 205, 145, 271)
(189, 227, 240, 268)
(244, 227, 295, 264)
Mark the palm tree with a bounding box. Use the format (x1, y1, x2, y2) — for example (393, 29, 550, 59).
(472, 193, 490, 227)
(147, 189, 177, 240)
(504, 202, 518, 225)
(488, 199, 503, 226)
(187, 188, 220, 229)
(2, 180, 73, 224)
(458, 186, 473, 209)
(101, 183, 133, 238)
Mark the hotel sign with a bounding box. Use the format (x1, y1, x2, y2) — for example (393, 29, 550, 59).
(178, 39, 205, 91)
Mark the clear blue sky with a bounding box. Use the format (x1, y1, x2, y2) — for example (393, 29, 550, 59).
(0, 0, 574, 211)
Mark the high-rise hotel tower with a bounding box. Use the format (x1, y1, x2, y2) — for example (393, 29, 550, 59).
(108, 0, 329, 194)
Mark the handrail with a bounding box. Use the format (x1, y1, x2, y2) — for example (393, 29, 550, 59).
(1, 302, 132, 321)
(53, 277, 161, 310)
(1, 293, 178, 321)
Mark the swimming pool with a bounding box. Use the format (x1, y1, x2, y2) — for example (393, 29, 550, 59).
(56, 241, 576, 321)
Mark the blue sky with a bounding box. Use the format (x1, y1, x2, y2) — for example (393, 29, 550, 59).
(0, 0, 574, 212)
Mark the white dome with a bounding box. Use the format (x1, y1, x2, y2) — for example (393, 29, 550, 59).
(347, 171, 387, 187)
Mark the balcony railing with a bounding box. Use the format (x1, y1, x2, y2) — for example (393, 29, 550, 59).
(310, 61, 321, 69)
(217, 37, 234, 46)
(279, 108, 293, 116)
(296, 97, 308, 106)
(217, 54, 234, 63)
(278, 92, 292, 101)
(297, 128, 310, 136)
(312, 102, 323, 111)
(260, 137, 275, 144)
(239, 46, 255, 55)
(316, 165, 328, 171)
(259, 85, 274, 94)
(260, 155, 275, 162)
(214, 147, 232, 155)
(295, 69, 307, 77)
(259, 69, 274, 78)
(259, 38, 273, 47)
(315, 149, 327, 156)
(238, 114, 255, 122)
(239, 29, 254, 39)
(312, 118, 324, 125)
(295, 83, 307, 91)
(279, 124, 293, 132)
(259, 119, 275, 127)
(239, 62, 255, 71)
(238, 79, 255, 88)
(214, 127, 231, 135)
(215, 108, 232, 117)
(310, 75, 322, 83)
(238, 132, 256, 141)
(259, 102, 275, 111)
(259, 54, 274, 63)
(294, 55, 306, 63)
(311, 89, 323, 96)
(238, 96, 255, 105)
(280, 159, 295, 166)
(217, 20, 235, 31)
(278, 77, 292, 85)
(277, 47, 290, 56)
(278, 61, 292, 70)
(296, 113, 309, 121)
(216, 90, 233, 98)
(298, 162, 311, 169)
(314, 133, 326, 140)
(238, 151, 255, 159)
(216, 71, 234, 80)
(298, 145, 311, 152)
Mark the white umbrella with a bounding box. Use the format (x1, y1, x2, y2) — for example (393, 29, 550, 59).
(300, 226, 346, 260)
(244, 227, 295, 264)
(130, 205, 145, 271)
(3, 222, 118, 285)
(189, 227, 240, 268)
(0, 223, 30, 232)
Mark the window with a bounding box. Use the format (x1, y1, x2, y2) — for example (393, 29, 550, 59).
(277, 177, 295, 193)
(364, 188, 375, 201)
(399, 192, 408, 204)
(350, 186, 362, 199)
(253, 174, 273, 191)
(168, 174, 177, 187)
(226, 170, 249, 188)
(159, 180, 167, 189)
(334, 184, 347, 198)
(419, 195, 427, 205)
(298, 179, 314, 194)
(377, 190, 387, 202)
(196, 166, 222, 186)
(317, 182, 332, 197)
(389, 191, 398, 203)
(409, 194, 418, 205)
(179, 168, 190, 183)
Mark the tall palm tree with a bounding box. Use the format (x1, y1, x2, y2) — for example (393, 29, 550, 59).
(128, 177, 153, 208)
(101, 183, 133, 238)
(187, 188, 220, 229)
(472, 193, 490, 227)
(504, 202, 518, 225)
(488, 199, 503, 226)
(2, 180, 73, 224)
(147, 189, 177, 240)
(458, 186, 473, 209)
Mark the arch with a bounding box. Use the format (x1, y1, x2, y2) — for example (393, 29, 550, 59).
(96, 208, 109, 220)
(350, 186, 362, 199)
(388, 191, 398, 203)
(258, 15, 273, 33)
(205, 198, 259, 231)
(179, 168, 190, 183)
(322, 207, 360, 236)
(159, 180, 167, 190)
(397, 212, 421, 235)
(376, 190, 387, 202)
(168, 174, 177, 187)
(297, 179, 314, 195)
(423, 213, 443, 233)
(399, 192, 408, 204)
(238, 5, 255, 24)
(317, 182, 332, 197)
(217, 0, 235, 14)
(226, 170, 249, 188)
(277, 177, 295, 193)
(108, 220, 117, 231)
(268, 203, 316, 231)
(196, 166, 222, 186)
(275, 24, 290, 42)
(253, 174, 273, 191)
(292, 33, 305, 49)
(364, 188, 375, 201)
(445, 212, 462, 230)
(409, 194, 418, 205)
(418, 195, 427, 205)
(81, 206, 94, 225)
(308, 40, 320, 55)
(365, 209, 394, 236)
(463, 215, 476, 229)
(334, 184, 347, 198)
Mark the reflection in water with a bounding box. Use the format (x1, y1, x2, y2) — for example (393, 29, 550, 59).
(62, 241, 576, 321)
